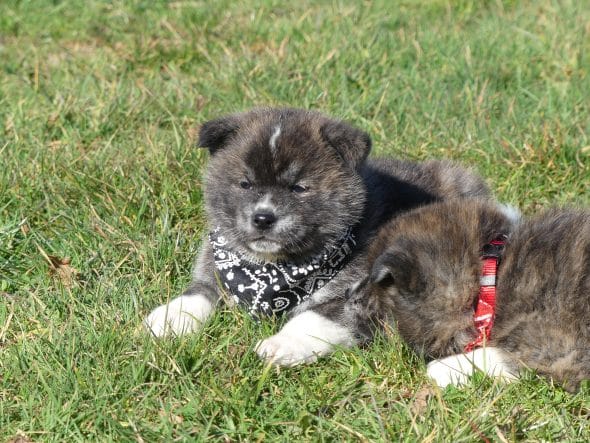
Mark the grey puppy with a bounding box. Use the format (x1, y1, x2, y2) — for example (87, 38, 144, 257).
(348, 198, 589, 391)
(144, 107, 490, 366)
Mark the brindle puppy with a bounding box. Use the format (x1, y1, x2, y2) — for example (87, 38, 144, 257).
(347, 199, 589, 391)
(144, 107, 491, 366)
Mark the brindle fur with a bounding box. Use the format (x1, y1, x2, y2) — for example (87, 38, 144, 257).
(350, 199, 590, 391)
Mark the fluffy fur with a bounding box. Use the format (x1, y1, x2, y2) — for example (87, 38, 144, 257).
(144, 107, 491, 365)
(349, 199, 590, 391)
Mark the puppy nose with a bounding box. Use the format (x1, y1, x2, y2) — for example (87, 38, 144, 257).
(252, 212, 277, 230)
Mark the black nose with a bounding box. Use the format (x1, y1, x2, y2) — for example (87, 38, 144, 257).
(252, 212, 277, 230)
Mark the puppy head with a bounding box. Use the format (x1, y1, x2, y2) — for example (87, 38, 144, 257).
(197, 108, 371, 262)
(356, 199, 513, 357)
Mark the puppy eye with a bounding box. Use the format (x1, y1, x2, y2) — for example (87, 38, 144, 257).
(240, 180, 252, 190)
(291, 184, 308, 194)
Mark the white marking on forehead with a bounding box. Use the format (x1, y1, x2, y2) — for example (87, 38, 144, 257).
(269, 125, 281, 153)
(254, 193, 276, 212)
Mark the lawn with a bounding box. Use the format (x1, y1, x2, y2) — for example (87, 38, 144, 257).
(1, 0, 589, 441)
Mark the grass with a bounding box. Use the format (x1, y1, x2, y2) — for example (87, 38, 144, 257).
(1, 0, 589, 440)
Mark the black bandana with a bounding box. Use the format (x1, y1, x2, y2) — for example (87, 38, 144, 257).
(209, 227, 357, 317)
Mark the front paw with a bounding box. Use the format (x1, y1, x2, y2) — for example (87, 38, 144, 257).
(427, 358, 470, 388)
(255, 334, 321, 367)
(255, 311, 356, 366)
(426, 348, 518, 388)
(144, 295, 213, 338)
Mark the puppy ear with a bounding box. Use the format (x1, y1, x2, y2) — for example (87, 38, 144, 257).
(319, 120, 371, 169)
(370, 250, 425, 294)
(371, 255, 395, 287)
(197, 114, 241, 155)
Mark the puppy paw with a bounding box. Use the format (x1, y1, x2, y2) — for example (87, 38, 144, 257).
(255, 311, 356, 366)
(427, 348, 518, 388)
(255, 334, 322, 366)
(144, 295, 213, 338)
(427, 357, 470, 388)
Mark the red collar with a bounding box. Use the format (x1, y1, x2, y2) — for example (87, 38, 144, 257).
(464, 236, 506, 353)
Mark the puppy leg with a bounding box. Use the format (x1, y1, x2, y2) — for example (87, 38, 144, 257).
(144, 243, 219, 337)
(256, 310, 358, 366)
(144, 290, 215, 337)
(427, 347, 518, 388)
(256, 277, 379, 366)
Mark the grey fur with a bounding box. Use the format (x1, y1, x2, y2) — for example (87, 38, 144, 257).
(350, 199, 590, 392)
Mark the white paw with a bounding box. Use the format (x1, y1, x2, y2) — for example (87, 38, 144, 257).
(256, 334, 321, 366)
(427, 358, 470, 388)
(144, 295, 213, 338)
(255, 311, 356, 366)
(427, 347, 518, 388)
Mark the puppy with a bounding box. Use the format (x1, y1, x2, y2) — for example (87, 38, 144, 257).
(348, 199, 590, 391)
(144, 107, 491, 366)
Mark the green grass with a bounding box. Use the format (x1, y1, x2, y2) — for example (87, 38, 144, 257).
(1, 0, 589, 440)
